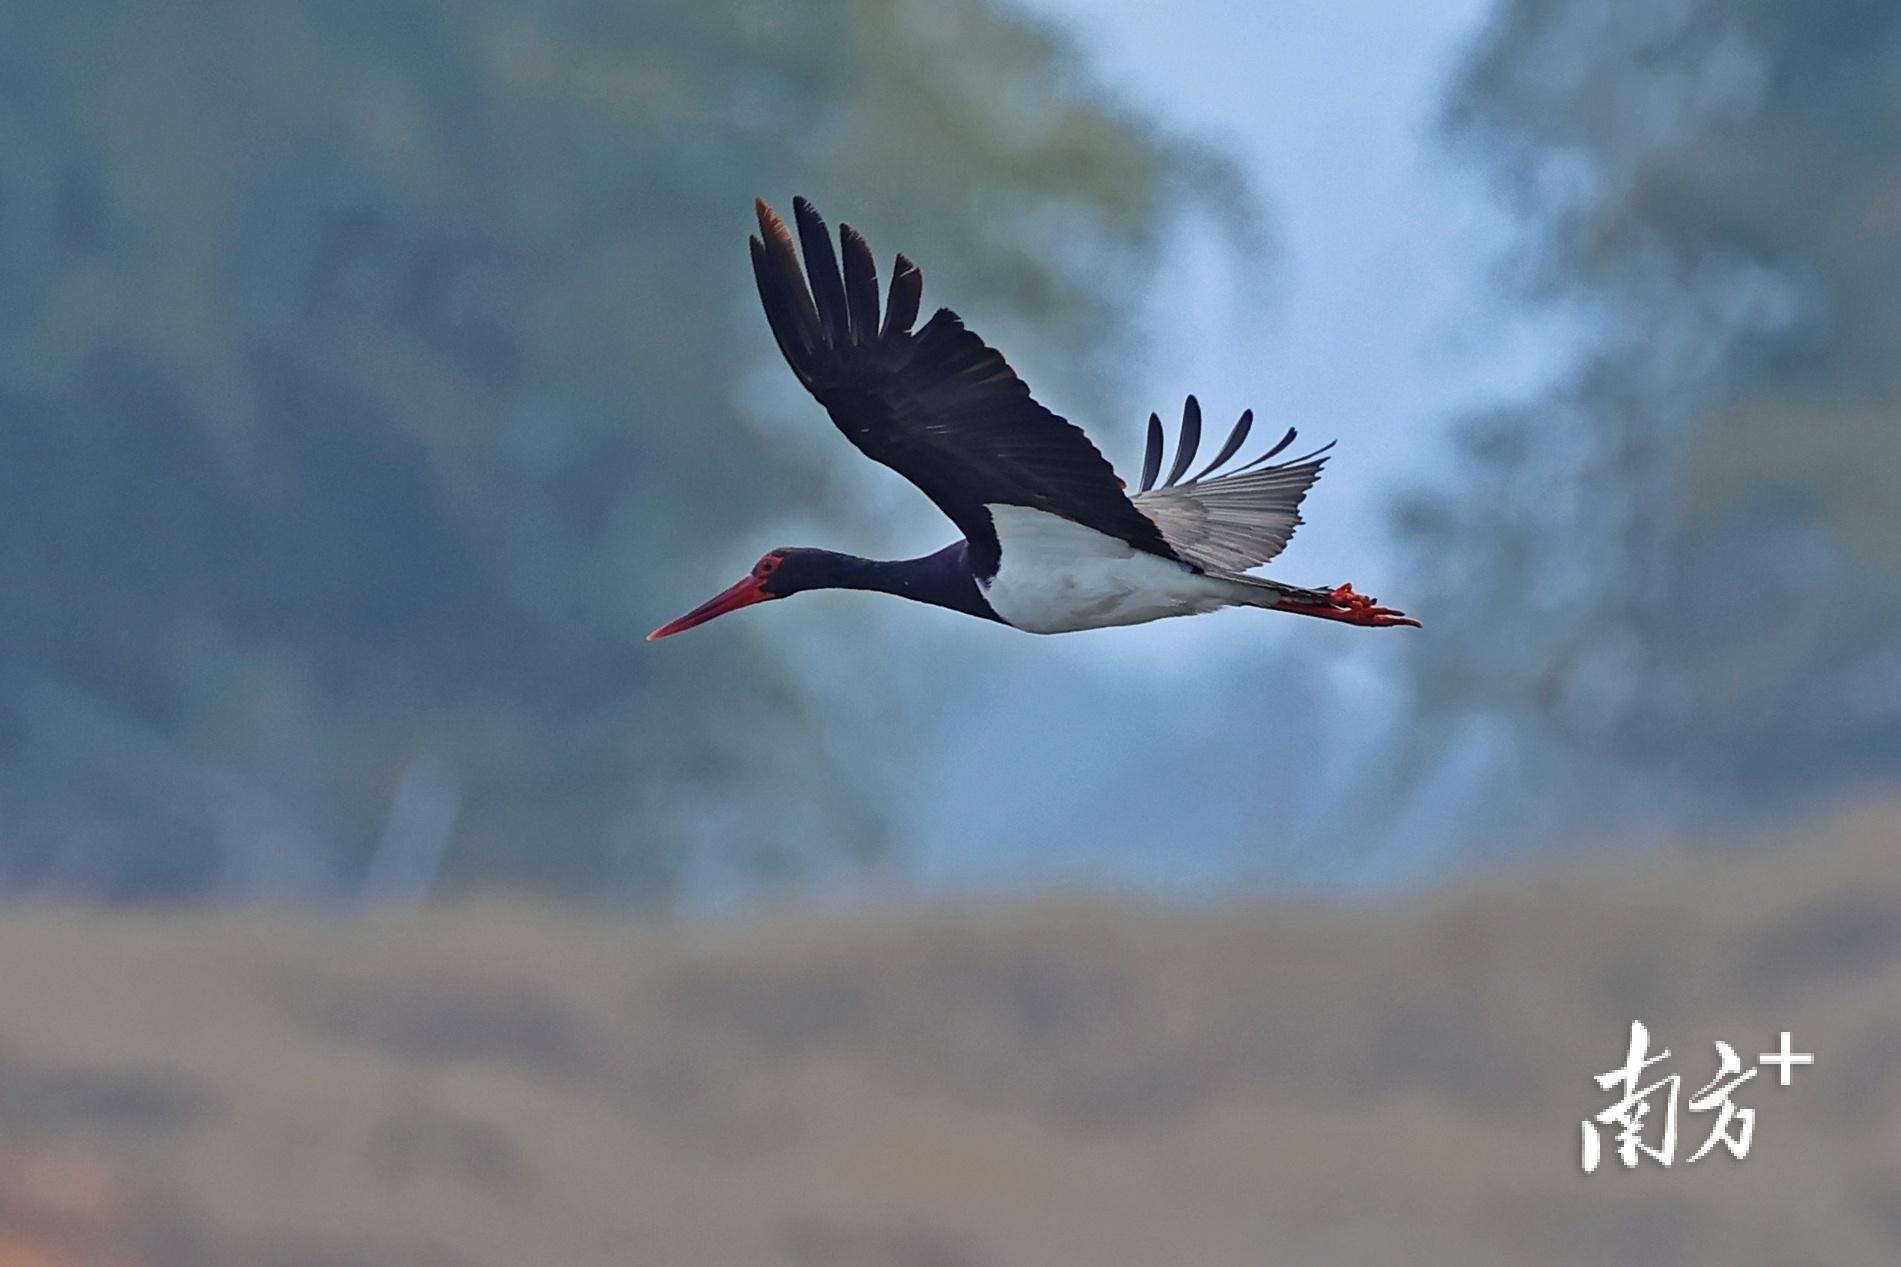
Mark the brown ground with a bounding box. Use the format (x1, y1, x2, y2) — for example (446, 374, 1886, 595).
(1, 803, 1897, 1266)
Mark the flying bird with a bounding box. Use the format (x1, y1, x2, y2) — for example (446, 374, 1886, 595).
(649, 198, 1418, 641)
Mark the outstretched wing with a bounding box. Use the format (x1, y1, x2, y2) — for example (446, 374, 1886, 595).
(1130, 395, 1333, 574)
(750, 197, 1179, 575)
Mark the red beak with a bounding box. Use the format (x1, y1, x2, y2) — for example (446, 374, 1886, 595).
(647, 574, 773, 640)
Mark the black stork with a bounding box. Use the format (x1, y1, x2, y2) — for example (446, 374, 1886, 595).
(649, 198, 1419, 641)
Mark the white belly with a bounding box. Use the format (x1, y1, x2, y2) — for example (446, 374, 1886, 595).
(978, 504, 1239, 634)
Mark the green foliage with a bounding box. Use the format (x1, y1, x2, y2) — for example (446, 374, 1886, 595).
(0, 0, 1235, 900)
(1399, 0, 1901, 830)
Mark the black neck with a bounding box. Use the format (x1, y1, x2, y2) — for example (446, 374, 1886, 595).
(806, 542, 1002, 624)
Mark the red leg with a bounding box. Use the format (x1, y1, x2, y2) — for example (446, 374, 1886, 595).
(1274, 583, 1421, 628)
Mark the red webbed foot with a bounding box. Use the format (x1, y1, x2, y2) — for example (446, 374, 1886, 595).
(1275, 583, 1421, 628)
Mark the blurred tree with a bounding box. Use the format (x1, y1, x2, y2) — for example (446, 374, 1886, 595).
(0, 0, 1240, 901)
(1392, 0, 1901, 843)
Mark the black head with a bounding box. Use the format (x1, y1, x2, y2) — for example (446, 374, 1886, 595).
(755, 547, 845, 596)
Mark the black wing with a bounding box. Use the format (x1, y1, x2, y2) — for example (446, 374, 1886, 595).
(750, 198, 1178, 575)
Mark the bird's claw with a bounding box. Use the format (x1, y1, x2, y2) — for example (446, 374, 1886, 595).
(1316, 583, 1421, 628)
(1328, 583, 1421, 628)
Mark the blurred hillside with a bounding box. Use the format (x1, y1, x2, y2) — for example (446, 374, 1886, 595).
(0, 0, 1240, 904)
(2, 803, 1897, 1267)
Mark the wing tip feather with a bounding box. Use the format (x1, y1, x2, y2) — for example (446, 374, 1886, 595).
(882, 252, 924, 340)
(1163, 395, 1203, 487)
(1140, 411, 1164, 491)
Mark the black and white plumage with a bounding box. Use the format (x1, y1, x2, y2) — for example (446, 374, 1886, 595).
(648, 197, 1418, 642)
